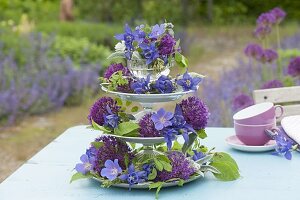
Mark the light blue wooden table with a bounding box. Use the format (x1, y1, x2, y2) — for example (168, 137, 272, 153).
(0, 125, 299, 200)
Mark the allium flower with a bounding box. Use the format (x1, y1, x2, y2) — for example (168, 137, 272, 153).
(140, 42, 159, 65)
(153, 75, 175, 93)
(254, 25, 272, 39)
(116, 78, 134, 93)
(119, 164, 147, 188)
(156, 151, 195, 181)
(158, 33, 176, 56)
(244, 43, 263, 60)
(256, 12, 276, 26)
(75, 154, 95, 175)
(177, 71, 202, 91)
(104, 63, 131, 79)
(138, 113, 161, 137)
(272, 133, 293, 160)
(261, 79, 283, 89)
(192, 150, 205, 161)
(93, 136, 133, 174)
(100, 159, 122, 181)
(259, 49, 278, 63)
(151, 108, 173, 130)
(149, 24, 165, 39)
(103, 106, 120, 128)
(270, 7, 286, 23)
(88, 97, 120, 126)
(232, 93, 254, 112)
(288, 57, 300, 77)
(179, 97, 210, 130)
(130, 75, 151, 94)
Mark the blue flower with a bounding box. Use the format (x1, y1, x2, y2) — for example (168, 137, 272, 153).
(100, 159, 122, 181)
(103, 105, 119, 128)
(142, 164, 153, 178)
(115, 24, 135, 59)
(162, 128, 177, 150)
(134, 25, 146, 44)
(140, 42, 159, 65)
(177, 71, 202, 91)
(149, 24, 165, 39)
(119, 164, 146, 189)
(153, 75, 175, 93)
(75, 154, 95, 175)
(151, 108, 173, 130)
(192, 150, 206, 161)
(273, 134, 294, 160)
(130, 75, 151, 94)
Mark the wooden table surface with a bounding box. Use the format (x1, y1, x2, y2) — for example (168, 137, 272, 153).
(0, 125, 299, 200)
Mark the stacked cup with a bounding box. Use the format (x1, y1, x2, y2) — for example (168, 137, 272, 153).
(233, 102, 284, 146)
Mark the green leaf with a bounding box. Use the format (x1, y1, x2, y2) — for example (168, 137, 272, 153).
(128, 142, 136, 149)
(175, 52, 188, 68)
(91, 142, 104, 149)
(123, 130, 139, 137)
(196, 129, 207, 139)
(114, 122, 139, 136)
(115, 97, 123, 106)
(149, 182, 164, 200)
(160, 161, 172, 172)
(131, 106, 139, 112)
(91, 120, 111, 133)
(124, 154, 129, 168)
(70, 172, 92, 183)
(178, 179, 185, 186)
(182, 133, 197, 154)
(148, 168, 157, 180)
(212, 152, 239, 170)
(172, 140, 182, 150)
(125, 101, 132, 106)
(107, 51, 125, 60)
(154, 158, 163, 171)
(156, 155, 171, 163)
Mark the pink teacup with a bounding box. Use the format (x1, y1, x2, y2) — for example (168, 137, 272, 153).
(234, 121, 276, 146)
(233, 102, 283, 125)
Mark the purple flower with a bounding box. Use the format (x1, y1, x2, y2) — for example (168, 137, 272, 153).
(177, 71, 202, 91)
(272, 133, 293, 160)
(254, 25, 272, 39)
(119, 164, 146, 188)
(93, 136, 133, 174)
(115, 24, 136, 59)
(151, 108, 173, 130)
(244, 43, 263, 60)
(116, 77, 134, 93)
(138, 113, 161, 137)
(103, 105, 120, 128)
(140, 42, 159, 65)
(142, 164, 153, 178)
(232, 93, 254, 112)
(100, 159, 122, 181)
(130, 75, 151, 94)
(149, 24, 165, 39)
(256, 12, 276, 26)
(75, 154, 95, 175)
(88, 97, 120, 126)
(259, 49, 278, 63)
(134, 25, 146, 43)
(261, 79, 283, 89)
(192, 150, 205, 161)
(270, 7, 286, 24)
(158, 33, 176, 56)
(162, 128, 177, 150)
(156, 151, 195, 181)
(153, 75, 175, 93)
(179, 97, 210, 130)
(288, 57, 300, 77)
(103, 63, 131, 79)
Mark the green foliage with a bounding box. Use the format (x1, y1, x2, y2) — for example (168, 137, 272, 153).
(70, 172, 93, 183)
(114, 121, 140, 136)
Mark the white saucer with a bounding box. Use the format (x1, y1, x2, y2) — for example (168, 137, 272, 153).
(226, 135, 276, 152)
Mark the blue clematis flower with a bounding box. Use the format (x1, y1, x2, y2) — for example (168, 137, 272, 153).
(103, 105, 119, 128)
(149, 24, 165, 39)
(119, 164, 146, 189)
(272, 133, 294, 160)
(151, 108, 173, 131)
(162, 128, 177, 150)
(192, 150, 206, 161)
(134, 24, 146, 44)
(130, 74, 151, 94)
(177, 71, 203, 91)
(153, 75, 175, 93)
(100, 159, 122, 181)
(140, 42, 159, 65)
(115, 24, 136, 59)
(142, 164, 153, 179)
(75, 154, 95, 175)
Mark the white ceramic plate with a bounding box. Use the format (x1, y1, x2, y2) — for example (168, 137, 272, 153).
(281, 115, 300, 145)
(226, 135, 276, 152)
(93, 173, 203, 189)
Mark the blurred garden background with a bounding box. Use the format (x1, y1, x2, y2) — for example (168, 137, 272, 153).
(0, 0, 300, 182)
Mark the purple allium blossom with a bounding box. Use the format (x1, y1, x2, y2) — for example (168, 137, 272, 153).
(130, 75, 151, 94)
(75, 154, 95, 175)
(254, 25, 272, 39)
(179, 97, 210, 130)
(103, 63, 130, 79)
(156, 151, 196, 181)
(192, 150, 205, 161)
(93, 136, 133, 174)
(259, 49, 278, 63)
(140, 42, 159, 65)
(116, 78, 134, 93)
(153, 75, 175, 93)
(103, 106, 120, 128)
(177, 71, 202, 91)
(149, 24, 165, 39)
(100, 159, 122, 181)
(138, 113, 161, 137)
(232, 93, 254, 112)
(287, 57, 300, 77)
(88, 97, 120, 126)
(270, 7, 286, 24)
(119, 164, 147, 188)
(244, 43, 263, 60)
(261, 79, 283, 89)
(151, 108, 173, 130)
(158, 33, 176, 56)
(256, 12, 276, 26)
